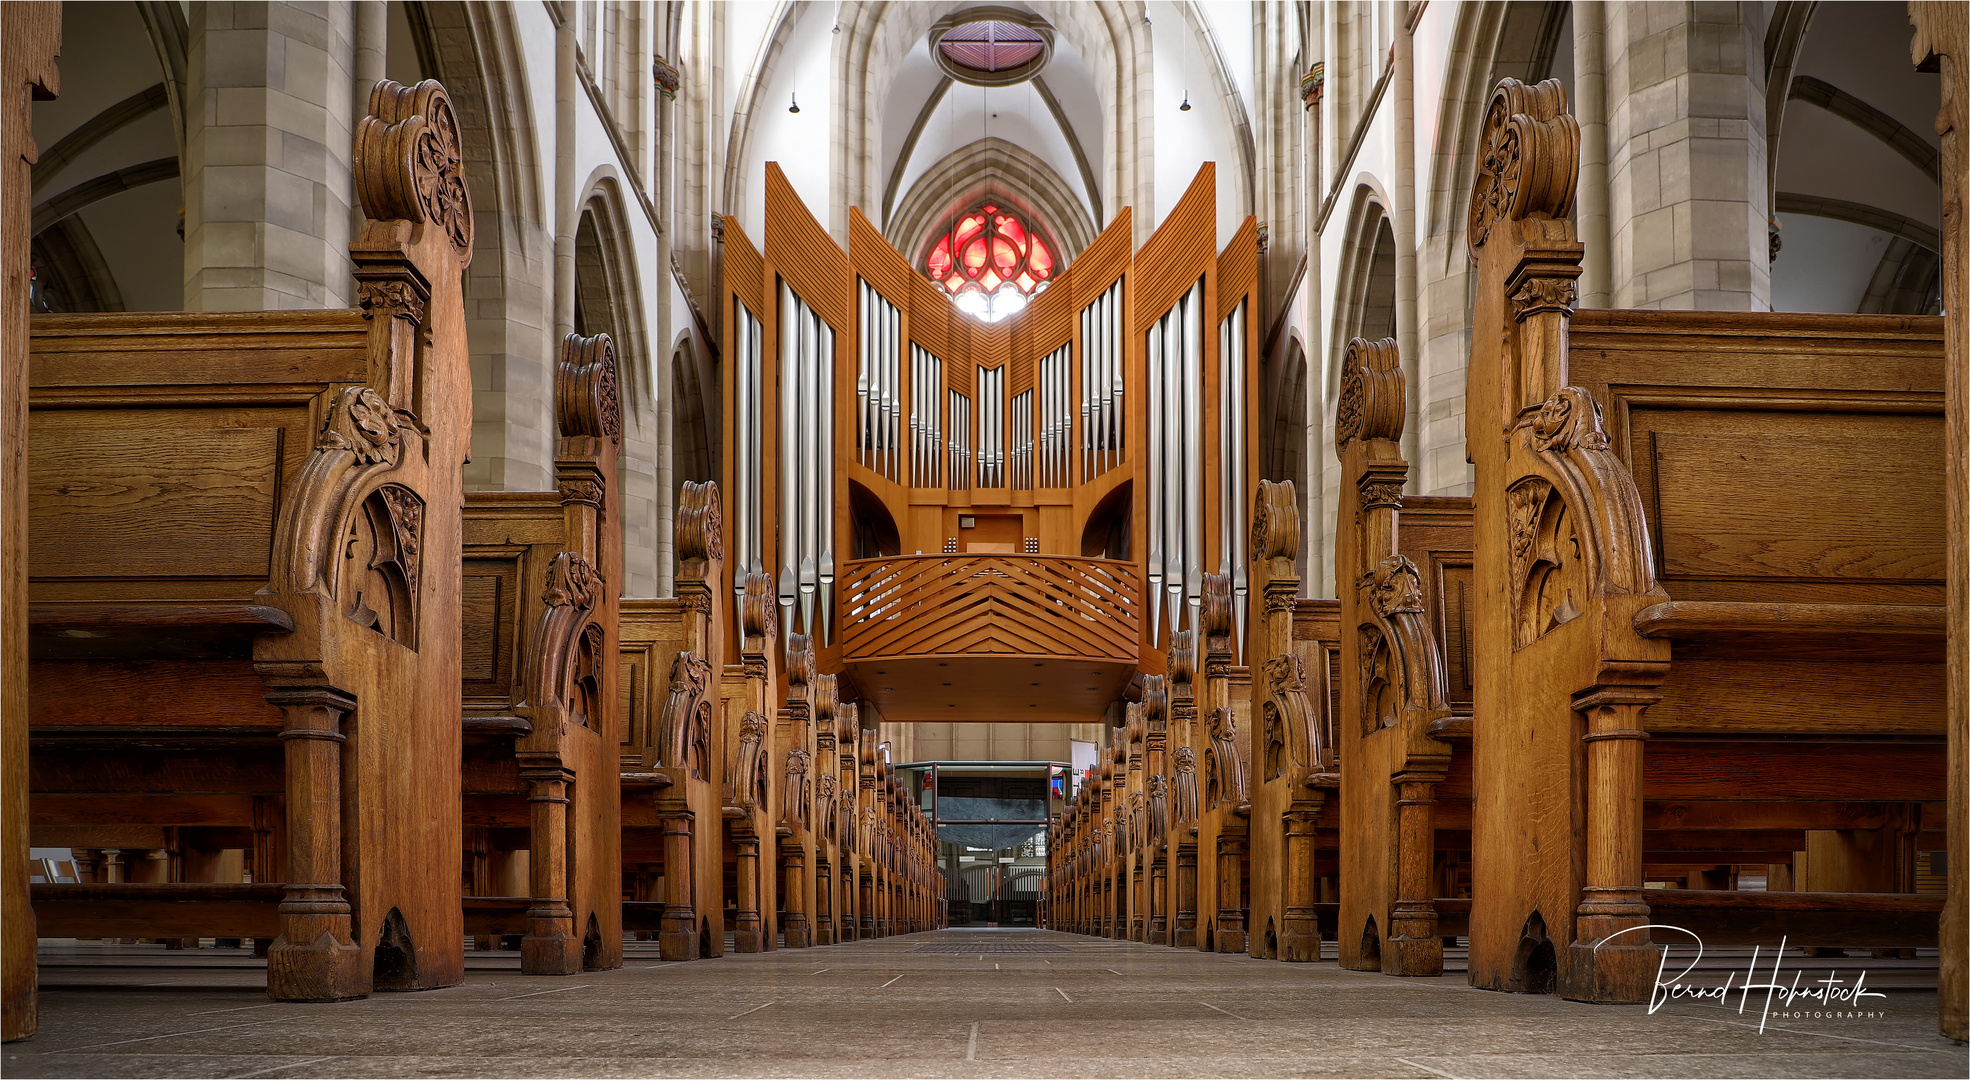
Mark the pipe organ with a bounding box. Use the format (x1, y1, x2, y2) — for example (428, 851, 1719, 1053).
(779, 283, 837, 643)
(1218, 300, 1249, 658)
(910, 344, 944, 488)
(976, 365, 1006, 489)
(859, 282, 901, 482)
(1147, 280, 1207, 647)
(947, 391, 973, 493)
(722, 164, 1257, 723)
(1038, 344, 1072, 488)
(732, 302, 765, 634)
(1010, 389, 1034, 491)
(1080, 281, 1125, 483)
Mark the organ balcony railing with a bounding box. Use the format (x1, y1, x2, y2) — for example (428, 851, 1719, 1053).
(838, 554, 1140, 664)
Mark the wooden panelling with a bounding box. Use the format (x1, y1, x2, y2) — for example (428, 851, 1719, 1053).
(1650, 658, 1944, 734)
(1133, 166, 1216, 333)
(723, 218, 765, 314)
(1216, 217, 1257, 321)
(764, 164, 850, 333)
(28, 311, 369, 390)
(30, 423, 283, 580)
(460, 556, 519, 693)
(1644, 428, 1943, 583)
(839, 554, 1139, 662)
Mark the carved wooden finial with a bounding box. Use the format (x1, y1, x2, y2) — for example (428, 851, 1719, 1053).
(1335, 337, 1405, 451)
(677, 480, 724, 563)
(1251, 480, 1300, 562)
(556, 333, 622, 441)
(741, 571, 776, 642)
(786, 633, 814, 686)
(355, 79, 474, 262)
(1167, 629, 1196, 686)
(1141, 674, 1167, 727)
(1466, 77, 1579, 260)
(1201, 572, 1233, 637)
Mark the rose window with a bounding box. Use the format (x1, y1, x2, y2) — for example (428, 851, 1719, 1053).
(925, 204, 1057, 323)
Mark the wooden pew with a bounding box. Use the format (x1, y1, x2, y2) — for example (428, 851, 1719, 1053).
(1465, 77, 1949, 1002)
(726, 572, 780, 951)
(1907, 5, 1967, 1044)
(618, 480, 728, 960)
(27, 78, 473, 1001)
(1192, 577, 1255, 953)
(1331, 342, 1477, 975)
(1246, 482, 1341, 961)
(4, 1, 61, 1042)
(459, 333, 624, 974)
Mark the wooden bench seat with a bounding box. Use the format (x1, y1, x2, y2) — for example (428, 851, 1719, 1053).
(458, 333, 624, 976)
(25, 79, 475, 1001)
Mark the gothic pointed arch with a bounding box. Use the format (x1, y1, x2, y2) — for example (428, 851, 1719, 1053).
(888, 138, 1098, 277)
(403, 0, 551, 491)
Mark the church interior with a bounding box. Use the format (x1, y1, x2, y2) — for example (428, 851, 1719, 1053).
(1, 0, 1966, 1076)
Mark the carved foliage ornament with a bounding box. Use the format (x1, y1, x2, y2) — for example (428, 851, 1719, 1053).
(321, 386, 404, 466)
(356, 79, 474, 261)
(1511, 275, 1579, 321)
(1360, 555, 1426, 618)
(543, 551, 602, 611)
(557, 333, 623, 441)
(1334, 337, 1405, 451)
(658, 651, 713, 777)
(1201, 572, 1234, 638)
(1467, 78, 1579, 259)
(357, 278, 427, 324)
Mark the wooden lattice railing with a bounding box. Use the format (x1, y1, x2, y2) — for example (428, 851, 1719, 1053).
(839, 554, 1140, 662)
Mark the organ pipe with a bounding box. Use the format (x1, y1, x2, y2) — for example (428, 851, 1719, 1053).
(734, 303, 763, 635)
(1220, 300, 1248, 659)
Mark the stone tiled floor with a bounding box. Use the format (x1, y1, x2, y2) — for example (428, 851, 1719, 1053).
(5, 930, 1964, 1078)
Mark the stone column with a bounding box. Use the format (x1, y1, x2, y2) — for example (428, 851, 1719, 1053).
(183, 2, 357, 311)
(1603, 1, 1769, 310)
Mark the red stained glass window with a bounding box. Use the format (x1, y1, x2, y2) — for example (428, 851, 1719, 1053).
(924, 203, 1057, 322)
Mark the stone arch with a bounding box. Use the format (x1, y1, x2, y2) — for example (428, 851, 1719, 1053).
(670, 335, 715, 492)
(573, 173, 658, 597)
(406, 0, 552, 493)
(29, 1, 184, 313)
(733, 1, 1157, 246)
(1413, 2, 1567, 497)
(886, 138, 1100, 272)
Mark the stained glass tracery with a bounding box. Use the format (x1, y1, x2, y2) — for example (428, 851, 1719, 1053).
(926, 204, 1056, 323)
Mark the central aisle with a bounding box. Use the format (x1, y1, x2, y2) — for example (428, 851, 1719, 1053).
(7, 931, 1961, 1078)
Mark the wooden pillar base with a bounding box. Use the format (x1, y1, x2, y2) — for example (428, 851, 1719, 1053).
(1563, 939, 1659, 1004)
(658, 905, 698, 962)
(267, 886, 364, 1002)
(1279, 910, 1321, 962)
(521, 904, 581, 975)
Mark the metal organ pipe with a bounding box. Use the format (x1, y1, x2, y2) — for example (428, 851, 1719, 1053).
(1220, 300, 1248, 660)
(1146, 315, 1164, 645)
(734, 304, 763, 634)
(777, 283, 834, 645)
(1146, 280, 1208, 644)
(1183, 279, 1204, 634)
